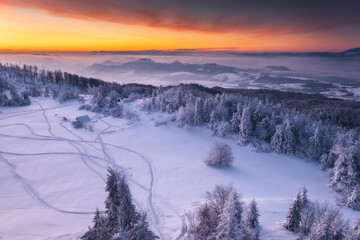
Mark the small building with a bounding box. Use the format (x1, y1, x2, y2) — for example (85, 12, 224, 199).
(76, 115, 91, 124)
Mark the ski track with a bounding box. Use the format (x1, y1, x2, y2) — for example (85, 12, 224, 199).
(0, 101, 186, 239)
(0, 153, 94, 215)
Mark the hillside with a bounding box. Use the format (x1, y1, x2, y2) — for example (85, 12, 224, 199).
(0, 97, 358, 240)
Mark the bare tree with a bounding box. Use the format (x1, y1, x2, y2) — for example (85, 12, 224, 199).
(203, 142, 234, 167)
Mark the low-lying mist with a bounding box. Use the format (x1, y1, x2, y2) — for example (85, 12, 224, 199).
(1, 51, 359, 100)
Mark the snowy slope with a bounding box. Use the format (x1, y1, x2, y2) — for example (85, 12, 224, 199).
(0, 98, 358, 240)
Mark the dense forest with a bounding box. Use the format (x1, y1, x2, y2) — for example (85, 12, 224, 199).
(1, 62, 360, 239)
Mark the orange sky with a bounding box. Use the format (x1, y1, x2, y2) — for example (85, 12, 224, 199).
(0, 2, 359, 52)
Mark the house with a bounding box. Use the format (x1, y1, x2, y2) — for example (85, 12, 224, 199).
(76, 115, 91, 124)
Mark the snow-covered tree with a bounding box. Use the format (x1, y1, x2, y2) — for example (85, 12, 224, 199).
(203, 142, 234, 167)
(244, 199, 260, 239)
(230, 103, 242, 133)
(308, 126, 326, 161)
(215, 190, 243, 239)
(348, 219, 360, 240)
(284, 189, 304, 232)
(271, 119, 295, 154)
(238, 105, 253, 144)
(82, 209, 112, 240)
(246, 199, 260, 230)
(194, 97, 204, 125)
(113, 212, 158, 240)
(313, 211, 332, 240)
(186, 202, 218, 240)
(117, 174, 138, 232)
(105, 168, 121, 232)
(346, 185, 360, 210)
(298, 187, 308, 209)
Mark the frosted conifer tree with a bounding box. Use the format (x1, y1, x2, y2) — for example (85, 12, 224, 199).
(298, 187, 308, 209)
(105, 168, 121, 232)
(349, 219, 360, 240)
(117, 174, 138, 232)
(231, 103, 242, 133)
(313, 211, 332, 240)
(120, 212, 159, 240)
(194, 97, 204, 125)
(246, 199, 260, 229)
(271, 119, 295, 154)
(347, 185, 360, 210)
(215, 190, 243, 239)
(331, 154, 350, 192)
(284, 190, 302, 232)
(308, 126, 325, 161)
(82, 208, 112, 240)
(238, 106, 253, 144)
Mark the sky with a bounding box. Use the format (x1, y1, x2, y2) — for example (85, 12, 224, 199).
(0, 0, 359, 52)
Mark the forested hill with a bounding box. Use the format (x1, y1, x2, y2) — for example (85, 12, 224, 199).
(1, 62, 360, 211)
(0, 62, 359, 129)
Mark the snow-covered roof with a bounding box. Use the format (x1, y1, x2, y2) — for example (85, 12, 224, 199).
(76, 115, 91, 123)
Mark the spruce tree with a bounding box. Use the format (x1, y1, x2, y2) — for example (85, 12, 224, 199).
(238, 105, 252, 144)
(246, 199, 259, 229)
(347, 185, 360, 210)
(231, 103, 242, 133)
(215, 190, 243, 239)
(194, 97, 204, 125)
(313, 211, 332, 240)
(284, 190, 303, 232)
(117, 174, 138, 232)
(105, 168, 121, 232)
(271, 119, 295, 154)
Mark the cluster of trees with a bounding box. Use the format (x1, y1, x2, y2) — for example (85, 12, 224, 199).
(0, 62, 154, 109)
(186, 184, 260, 240)
(143, 84, 360, 210)
(284, 187, 360, 239)
(82, 168, 158, 240)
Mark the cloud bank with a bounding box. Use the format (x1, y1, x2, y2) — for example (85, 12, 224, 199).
(2, 0, 360, 35)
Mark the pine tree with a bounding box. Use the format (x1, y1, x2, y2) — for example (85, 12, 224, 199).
(284, 190, 302, 232)
(346, 185, 360, 210)
(231, 103, 242, 133)
(82, 209, 111, 240)
(331, 153, 350, 192)
(347, 141, 360, 188)
(271, 119, 295, 154)
(246, 199, 260, 229)
(308, 126, 325, 161)
(117, 174, 138, 232)
(245, 199, 260, 240)
(215, 190, 243, 239)
(313, 211, 332, 240)
(105, 168, 121, 232)
(118, 212, 159, 240)
(238, 106, 253, 144)
(298, 187, 308, 209)
(349, 219, 360, 240)
(194, 97, 204, 125)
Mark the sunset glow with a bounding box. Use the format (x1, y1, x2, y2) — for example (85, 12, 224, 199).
(0, 1, 359, 52)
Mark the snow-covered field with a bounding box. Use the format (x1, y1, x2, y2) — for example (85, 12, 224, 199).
(0, 98, 358, 240)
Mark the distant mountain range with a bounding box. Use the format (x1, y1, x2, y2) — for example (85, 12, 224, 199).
(85, 58, 241, 75)
(89, 48, 360, 60)
(230, 47, 360, 60)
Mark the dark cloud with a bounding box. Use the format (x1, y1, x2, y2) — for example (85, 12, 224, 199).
(2, 0, 360, 35)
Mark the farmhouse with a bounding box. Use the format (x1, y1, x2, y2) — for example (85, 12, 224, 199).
(76, 115, 91, 124)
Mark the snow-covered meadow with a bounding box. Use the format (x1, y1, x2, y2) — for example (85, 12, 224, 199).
(0, 98, 358, 240)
